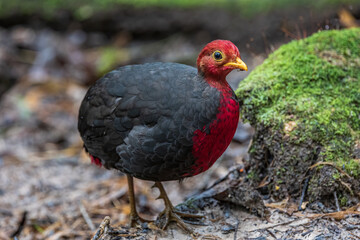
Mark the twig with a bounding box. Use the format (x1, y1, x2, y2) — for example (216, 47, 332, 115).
(42, 221, 62, 237)
(200, 234, 223, 240)
(298, 176, 310, 210)
(251, 218, 300, 231)
(182, 219, 207, 226)
(92, 216, 111, 240)
(334, 192, 340, 212)
(89, 187, 127, 207)
(339, 179, 355, 196)
(205, 164, 244, 191)
(10, 211, 27, 238)
(350, 232, 360, 239)
(262, 32, 271, 55)
(294, 206, 360, 220)
(87, 208, 113, 215)
(233, 218, 239, 240)
(266, 229, 277, 239)
(79, 202, 95, 231)
(301, 230, 313, 237)
(257, 175, 270, 188)
(309, 162, 351, 179)
(280, 26, 300, 40)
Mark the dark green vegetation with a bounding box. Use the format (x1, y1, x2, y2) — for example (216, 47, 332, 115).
(1, 0, 358, 18)
(236, 28, 360, 205)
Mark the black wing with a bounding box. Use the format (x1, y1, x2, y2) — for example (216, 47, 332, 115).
(78, 62, 220, 181)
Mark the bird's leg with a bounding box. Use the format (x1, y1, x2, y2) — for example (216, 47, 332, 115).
(153, 182, 203, 233)
(126, 174, 152, 227)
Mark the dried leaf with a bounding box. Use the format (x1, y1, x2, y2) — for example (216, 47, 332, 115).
(339, 9, 359, 28)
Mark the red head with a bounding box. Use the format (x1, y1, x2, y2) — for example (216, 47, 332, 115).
(197, 40, 247, 87)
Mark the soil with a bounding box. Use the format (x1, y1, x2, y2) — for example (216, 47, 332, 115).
(247, 125, 320, 201)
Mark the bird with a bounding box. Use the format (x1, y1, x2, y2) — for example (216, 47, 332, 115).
(78, 40, 247, 233)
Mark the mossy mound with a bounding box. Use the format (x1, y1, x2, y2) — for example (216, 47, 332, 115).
(236, 28, 360, 205)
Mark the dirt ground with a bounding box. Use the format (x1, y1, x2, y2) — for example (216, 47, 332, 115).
(0, 4, 360, 240)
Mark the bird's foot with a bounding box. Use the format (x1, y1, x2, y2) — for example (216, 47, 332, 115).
(152, 182, 204, 234)
(156, 206, 204, 234)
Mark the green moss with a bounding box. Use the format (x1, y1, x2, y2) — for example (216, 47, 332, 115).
(247, 170, 259, 181)
(339, 195, 348, 206)
(333, 172, 341, 180)
(237, 28, 360, 177)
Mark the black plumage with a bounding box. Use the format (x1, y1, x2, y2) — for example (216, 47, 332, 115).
(78, 62, 221, 181)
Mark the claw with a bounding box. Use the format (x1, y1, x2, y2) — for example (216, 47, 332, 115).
(153, 182, 205, 233)
(127, 176, 204, 234)
(157, 206, 194, 233)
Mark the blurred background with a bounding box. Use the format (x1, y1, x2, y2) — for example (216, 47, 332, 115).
(0, 0, 359, 239)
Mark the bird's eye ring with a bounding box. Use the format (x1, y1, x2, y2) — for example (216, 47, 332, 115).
(212, 51, 223, 61)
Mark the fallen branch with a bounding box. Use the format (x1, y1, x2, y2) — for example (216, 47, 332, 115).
(92, 216, 111, 240)
(295, 204, 360, 221)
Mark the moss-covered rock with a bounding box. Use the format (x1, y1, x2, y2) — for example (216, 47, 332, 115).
(236, 28, 360, 205)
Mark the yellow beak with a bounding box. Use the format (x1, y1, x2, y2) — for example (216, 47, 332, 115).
(224, 57, 248, 71)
